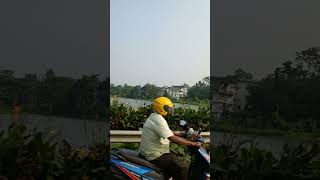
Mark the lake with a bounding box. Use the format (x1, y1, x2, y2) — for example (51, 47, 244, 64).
(212, 131, 318, 158)
(1, 113, 317, 158)
(0, 114, 107, 148)
(110, 97, 199, 110)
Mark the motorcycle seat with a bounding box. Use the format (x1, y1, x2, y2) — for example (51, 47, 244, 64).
(118, 149, 164, 173)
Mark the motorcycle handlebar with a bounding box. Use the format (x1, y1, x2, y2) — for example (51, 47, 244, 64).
(197, 129, 202, 134)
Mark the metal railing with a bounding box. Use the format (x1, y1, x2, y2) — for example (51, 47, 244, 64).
(110, 130, 210, 143)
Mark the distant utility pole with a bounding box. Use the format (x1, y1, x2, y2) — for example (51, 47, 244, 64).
(139, 88, 141, 99)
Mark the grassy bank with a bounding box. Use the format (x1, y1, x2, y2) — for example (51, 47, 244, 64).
(0, 123, 109, 180)
(215, 126, 320, 139)
(215, 117, 320, 139)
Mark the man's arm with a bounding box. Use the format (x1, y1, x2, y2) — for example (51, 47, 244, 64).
(172, 131, 184, 137)
(172, 130, 200, 140)
(168, 135, 202, 147)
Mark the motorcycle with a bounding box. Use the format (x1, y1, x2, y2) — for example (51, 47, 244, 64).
(110, 120, 210, 180)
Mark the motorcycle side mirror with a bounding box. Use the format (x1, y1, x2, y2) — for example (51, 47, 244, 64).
(179, 120, 187, 127)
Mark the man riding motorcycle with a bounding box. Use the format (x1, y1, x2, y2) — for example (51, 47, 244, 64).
(138, 97, 202, 180)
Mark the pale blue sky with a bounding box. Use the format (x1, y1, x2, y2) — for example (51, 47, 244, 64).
(110, 0, 210, 86)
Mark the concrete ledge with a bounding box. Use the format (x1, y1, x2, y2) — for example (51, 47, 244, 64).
(110, 130, 210, 143)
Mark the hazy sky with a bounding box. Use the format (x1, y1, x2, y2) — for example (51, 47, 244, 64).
(2, 0, 319, 82)
(110, 0, 210, 86)
(213, 0, 320, 79)
(0, 1, 108, 79)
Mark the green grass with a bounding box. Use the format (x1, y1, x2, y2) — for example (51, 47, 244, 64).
(215, 126, 320, 139)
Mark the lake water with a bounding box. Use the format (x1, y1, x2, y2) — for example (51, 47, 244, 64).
(0, 114, 107, 148)
(1, 113, 317, 158)
(212, 131, 318, 158)
(110, 97, 199, 110)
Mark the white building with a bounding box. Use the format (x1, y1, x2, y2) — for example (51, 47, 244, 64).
(162, 84, 189, 99)
(212, 77, 255, 120)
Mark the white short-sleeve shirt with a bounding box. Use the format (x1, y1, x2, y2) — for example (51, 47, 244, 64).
(138, 112, 174, 161)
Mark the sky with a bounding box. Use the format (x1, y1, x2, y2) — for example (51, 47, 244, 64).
(110, 0, 210, 87)
(0, 1, 108, 79)
(2, 0, 319, 82)
(213, 0, 320, 79)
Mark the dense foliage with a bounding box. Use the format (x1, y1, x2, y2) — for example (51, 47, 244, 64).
(0, 69, 107, 119)
(215, 48, 320, 136)
(212, 135, 320, 180)
(247, 47, 320, 125)
(110, 83, 161, 100)
(0, 123, 109, 180)
(186, 77, 210, 101)
(110, 100, 210, 131)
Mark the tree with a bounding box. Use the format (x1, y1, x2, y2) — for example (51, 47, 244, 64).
(187, 78, 210, 100)
(234, 68, 253, 81)
(141, 84, 161, 99)
(127, 85, 141, 99)
(202, 77, 210, 85)
(70, 74, 100, 117)
(295, 47, 320, 79)
(0, 69, 15, 80)
(39, 69, 57, 114)
(246, 47, 320, 125)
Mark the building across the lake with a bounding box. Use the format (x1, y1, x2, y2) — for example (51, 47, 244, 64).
(162, 84, 189, 99)
(212, 76, 256, 120)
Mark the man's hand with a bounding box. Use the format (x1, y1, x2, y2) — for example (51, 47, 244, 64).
(168, 135, 203, 148)
(192, 142, 203, 148)
(187, 133, 200, 141)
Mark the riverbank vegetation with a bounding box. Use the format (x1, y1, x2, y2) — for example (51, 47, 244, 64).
(215, 117, 320, 139)
(0, 123, 109, 180)
(110, 77, 210, 106)
(212, 135, 320, 180)
(217, 47, 320, 138)
(0, 69, 107, 119)
(110, 100, 210, 131)
(110, 98, 320, 139)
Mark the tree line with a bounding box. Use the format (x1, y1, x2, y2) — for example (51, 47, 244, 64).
(110, 77, 210, 102)
(0, 69, 107, 119)
(222, 47, 320, 131)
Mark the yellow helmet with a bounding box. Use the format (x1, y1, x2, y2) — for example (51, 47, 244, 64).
(153, 97, 174, 116)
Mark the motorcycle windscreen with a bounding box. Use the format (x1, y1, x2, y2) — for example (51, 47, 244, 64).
(198, 147, 210, 164)
(204, 173, 210, 180)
